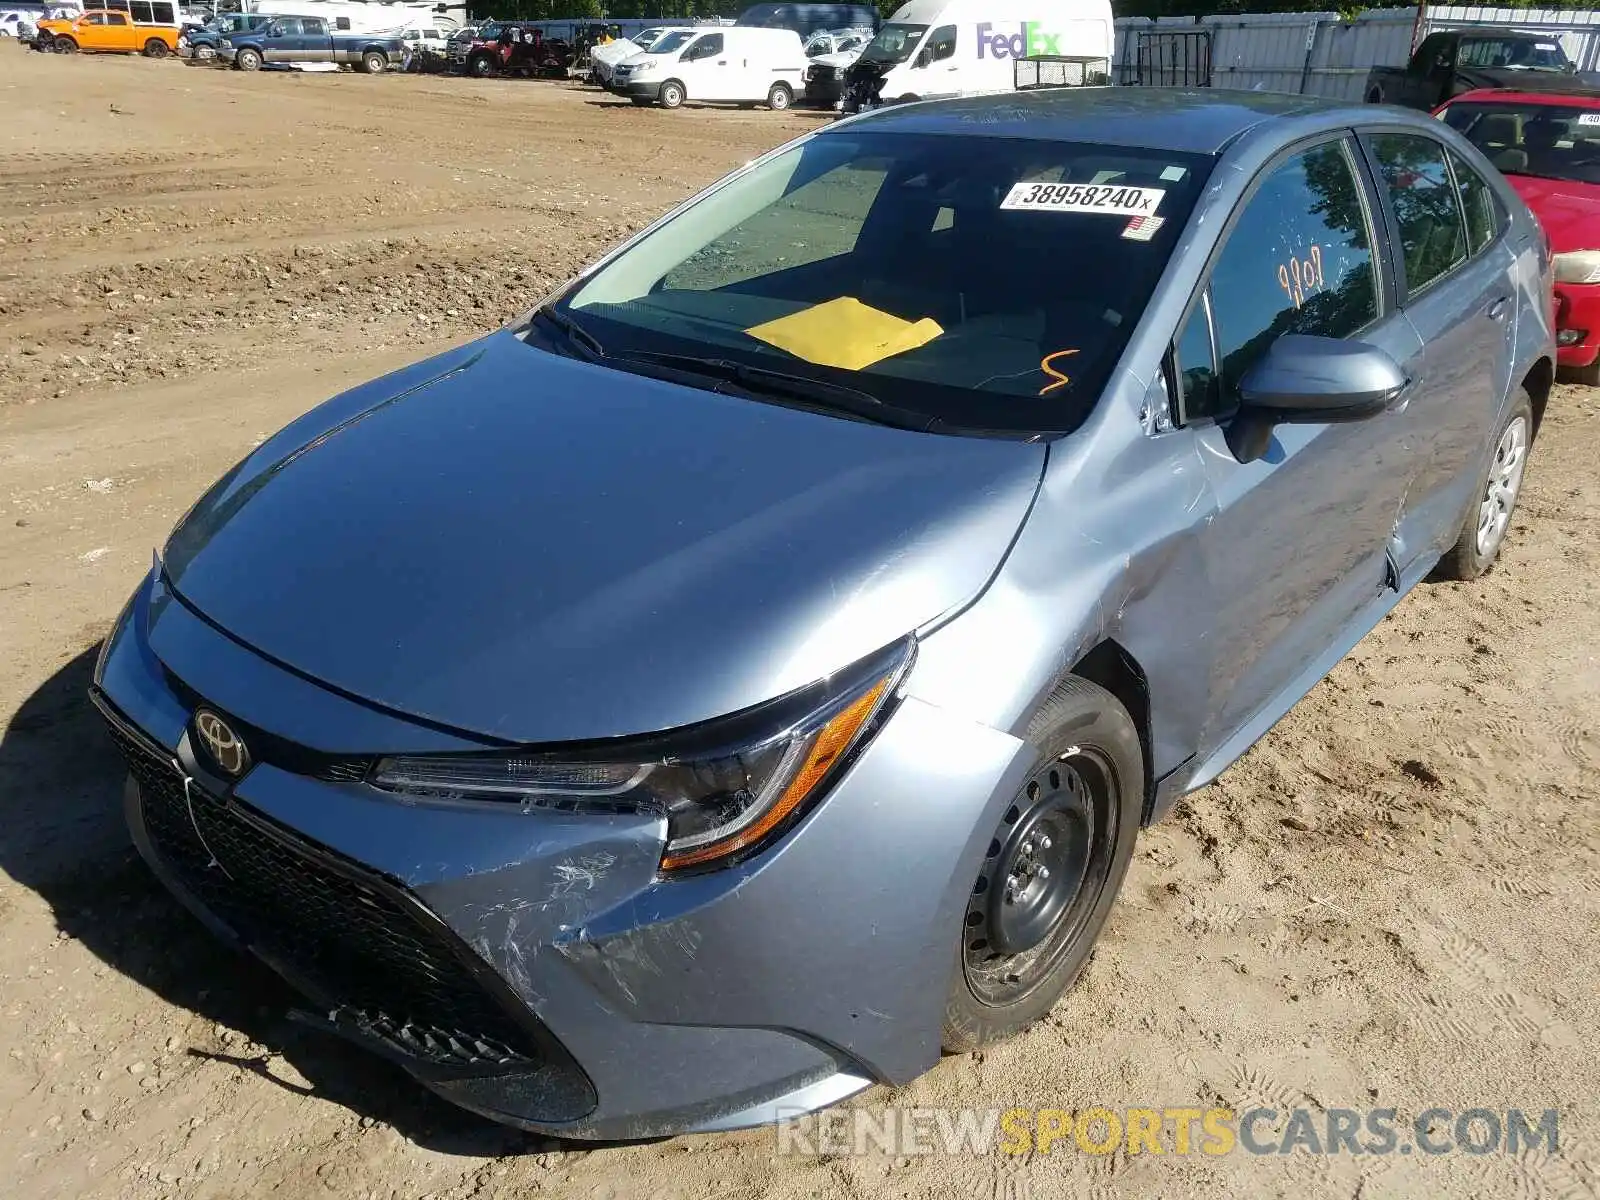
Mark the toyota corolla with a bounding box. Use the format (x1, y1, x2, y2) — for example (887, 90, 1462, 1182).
(92, 89, 1554, 1139)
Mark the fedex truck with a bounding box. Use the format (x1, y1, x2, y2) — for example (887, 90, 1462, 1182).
(840, 0, 1113, 112)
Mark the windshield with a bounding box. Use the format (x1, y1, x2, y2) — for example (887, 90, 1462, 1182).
(551, 132, 1209, 436)
(650, 30, 692, 54)
(861, 23, 927, 65)
(1440, 101, 1600, 184)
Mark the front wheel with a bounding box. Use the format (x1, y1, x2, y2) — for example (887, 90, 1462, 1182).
(766, 82, 792, 110)
(52, 35, 76, 53)
(234, 47, 261, 70)
(1436, 389, 1533, 580)
(360, 49, 386, 74)
(143, 37, 169, 57)
(468, 53, 495, 77)
(942, 676, 1143, 1053)
(658, 79, 685, 109)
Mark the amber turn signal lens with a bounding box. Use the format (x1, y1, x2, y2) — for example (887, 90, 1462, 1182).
(659, 676, 891, 872)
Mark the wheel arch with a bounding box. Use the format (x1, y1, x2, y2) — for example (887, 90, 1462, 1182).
(1522, 355, 1553, 440)
(1063, 641, 1155, 824)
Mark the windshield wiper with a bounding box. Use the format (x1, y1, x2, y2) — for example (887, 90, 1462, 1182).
(535, 305, 605, 360)
(613, 351, 938, 431)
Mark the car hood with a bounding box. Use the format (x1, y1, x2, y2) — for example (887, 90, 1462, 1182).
(1506, 174, 1600, 253)
(162, 332, 1046, 744)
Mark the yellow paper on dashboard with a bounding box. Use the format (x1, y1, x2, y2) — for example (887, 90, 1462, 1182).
(744, 297, 943, 371)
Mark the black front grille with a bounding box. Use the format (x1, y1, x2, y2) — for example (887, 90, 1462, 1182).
(811, 64, 837, 82)
(103, 717, 544, 1074)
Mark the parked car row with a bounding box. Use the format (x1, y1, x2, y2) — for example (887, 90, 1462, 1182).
(1433, 86, 1600, 384)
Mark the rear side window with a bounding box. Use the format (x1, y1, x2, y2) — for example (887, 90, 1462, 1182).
(1207, 139, 1381, 401)
(1449, 150, 1501, 255)
(306, 18, 327, 34)
(1371, 134, 1467, 297)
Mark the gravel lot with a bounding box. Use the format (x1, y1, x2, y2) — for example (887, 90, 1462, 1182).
(1, 46, 1597, 1200)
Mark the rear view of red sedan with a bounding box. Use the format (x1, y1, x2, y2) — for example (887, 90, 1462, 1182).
(1438, 88, 1600, 383)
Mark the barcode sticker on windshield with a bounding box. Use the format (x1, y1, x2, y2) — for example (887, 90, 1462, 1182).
(1578, 113, 1600, 127)
(1001, 182, 1166, 216)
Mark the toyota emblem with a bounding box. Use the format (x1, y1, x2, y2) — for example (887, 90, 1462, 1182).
(194, 709, 250, 778)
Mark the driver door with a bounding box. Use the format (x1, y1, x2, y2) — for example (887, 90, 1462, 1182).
(1174, 135, 1422, 765)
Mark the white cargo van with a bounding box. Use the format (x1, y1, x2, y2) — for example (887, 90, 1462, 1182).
(840, 0, 1113, 111)
(618, 26, 808, 110)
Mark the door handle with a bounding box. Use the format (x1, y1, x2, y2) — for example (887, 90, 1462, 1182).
(1486, 296, 1510, 322)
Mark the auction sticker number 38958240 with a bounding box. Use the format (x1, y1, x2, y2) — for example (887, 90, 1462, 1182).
(1001, 182, 1166, 216)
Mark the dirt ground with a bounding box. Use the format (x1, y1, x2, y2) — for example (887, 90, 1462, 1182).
(2, 46, 1598, 1200)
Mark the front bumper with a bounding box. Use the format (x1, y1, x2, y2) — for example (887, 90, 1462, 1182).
(92, 567, 1031, 1137)
(805, 77, 844, 104)
(1555, 280, 1599, 370)
(620, 78, 662, 100)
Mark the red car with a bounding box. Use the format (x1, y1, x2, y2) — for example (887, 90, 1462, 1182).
(1437, 88, 1600, 383)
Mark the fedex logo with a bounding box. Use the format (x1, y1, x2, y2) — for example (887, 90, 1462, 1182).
(977, 22, 1065, 59)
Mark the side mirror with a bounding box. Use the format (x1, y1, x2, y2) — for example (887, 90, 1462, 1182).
(1227, 335, 1408, 461)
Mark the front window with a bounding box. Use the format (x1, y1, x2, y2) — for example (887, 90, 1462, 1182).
(1438, 99, 1600, 186)
(1203, 139, 1380, 412)
(861, 24, 927, 65)
(549, 133, 1211, 436)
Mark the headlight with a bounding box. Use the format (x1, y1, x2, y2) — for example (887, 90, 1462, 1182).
(218, 38, 231, 48)
(371, 639, 913, 874)
(1554, 250, 1600, 285)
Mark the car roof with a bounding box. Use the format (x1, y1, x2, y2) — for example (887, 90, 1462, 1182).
(1444, 87, 1600, 108)
(832, 88, 1369, 155)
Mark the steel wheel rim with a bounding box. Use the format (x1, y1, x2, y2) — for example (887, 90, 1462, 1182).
(1476, 415, 1528, 557)
(962, 748, 1119, 1007)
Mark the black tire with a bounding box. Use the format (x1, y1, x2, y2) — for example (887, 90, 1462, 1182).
(235, 47, 260, 71)
(766, 82, 792, 110)
(52, 35, 76, 53)
(469, 53, 494, 77)
(360, 49, 386, 74)
(659, 79, 685, 109)
(1435, 389, 1534, 581)
(1366, 86, 1384, 104)
(143, 37, 168, 58)
(941, 676, 1143, 1053)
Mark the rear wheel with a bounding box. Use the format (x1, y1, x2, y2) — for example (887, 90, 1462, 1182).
(360, 49, 386, 74)
(659, 79, 685, 109)
(143, 37, 168, 57)
(52, 35, 76, 53)
(766, 82, 792, 110)
(1436, 389, 1533, 580)
(235, 47, 260, 71)
(941, 676, 1143, 1053)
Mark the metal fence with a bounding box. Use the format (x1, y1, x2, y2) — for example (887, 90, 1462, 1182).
(1113, 6, 1600, 100)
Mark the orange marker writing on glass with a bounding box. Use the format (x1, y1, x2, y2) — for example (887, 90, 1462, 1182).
(1039, 349, 1079, 396)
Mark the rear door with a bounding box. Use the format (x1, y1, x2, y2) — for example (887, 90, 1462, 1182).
(1173, 134, 1422, 758)
(1362, 130, 1513, 577)
(106, 11, 136, 51)
(300, 16, 333, 62)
